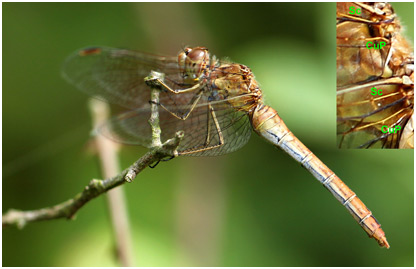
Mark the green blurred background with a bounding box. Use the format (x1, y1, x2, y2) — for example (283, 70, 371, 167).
(3, 2, 414, 266)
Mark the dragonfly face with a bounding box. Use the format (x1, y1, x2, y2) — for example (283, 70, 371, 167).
(178, 46, 210, 82)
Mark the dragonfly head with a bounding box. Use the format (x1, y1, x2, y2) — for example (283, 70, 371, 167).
(178, 47, 210, 83)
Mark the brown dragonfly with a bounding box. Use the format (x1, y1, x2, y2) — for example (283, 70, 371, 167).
(63, 46, 389, 248)
(337, 2, 414, 149)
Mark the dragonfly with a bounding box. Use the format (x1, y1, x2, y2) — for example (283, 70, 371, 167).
(63, 45, 389, 248)
(336, 2, 414, 149)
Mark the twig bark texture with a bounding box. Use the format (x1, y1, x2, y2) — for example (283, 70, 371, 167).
(2, 132, 183, 229)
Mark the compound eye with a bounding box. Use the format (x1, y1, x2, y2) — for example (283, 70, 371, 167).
(187, 48, 207, 62)
(184, 47, 192, 55)
(179, 47, 209, 81)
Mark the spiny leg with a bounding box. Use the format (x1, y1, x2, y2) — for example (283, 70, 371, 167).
(145, 74, 205, 120)
(159, 90, 204, 120)
(204, 103, 212, 146)
(151, 77, 202, 94)
(179, 103, 225, 155)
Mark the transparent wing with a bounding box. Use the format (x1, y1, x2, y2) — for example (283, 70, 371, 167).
(63, 46, 256, 155)
(336, 2, 414, 148)
(62, 46, 190, 110)
(97, 100, 252, 157)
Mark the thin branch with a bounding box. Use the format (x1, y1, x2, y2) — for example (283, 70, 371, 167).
(3, 71, 184, 229)
(147, 71, 164, 148)
(2, 132, 183, 229)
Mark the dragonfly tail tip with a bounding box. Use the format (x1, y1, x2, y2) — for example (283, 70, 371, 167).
(372, 227, 390, 249)
(382, 239, 390, 249)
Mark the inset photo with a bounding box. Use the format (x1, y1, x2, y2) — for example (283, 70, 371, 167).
(337, 2, 414, 149)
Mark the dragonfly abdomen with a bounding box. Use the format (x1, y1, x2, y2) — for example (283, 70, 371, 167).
(251, 104, 389, 248)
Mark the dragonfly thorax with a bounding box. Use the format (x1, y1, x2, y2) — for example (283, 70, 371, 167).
(178, 47, 210, 83)
(211, 63, 263, 113)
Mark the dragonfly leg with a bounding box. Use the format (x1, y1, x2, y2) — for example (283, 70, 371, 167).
(158, 90, 204, 120)
(179, 104, 225, 155)
(204, 103, 213, 145)
(148, 77, 202, 94)
(145, 73, 205, 120)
